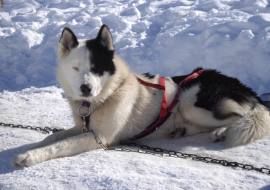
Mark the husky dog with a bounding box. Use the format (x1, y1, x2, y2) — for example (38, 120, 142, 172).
(12, 24, 270, 167)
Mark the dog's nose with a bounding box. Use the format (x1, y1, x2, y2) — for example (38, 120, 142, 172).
(80, 84, 92, 97)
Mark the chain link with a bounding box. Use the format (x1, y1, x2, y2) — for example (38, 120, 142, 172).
(0, 122, 65, 134)
(88, 130, 270, 175)
(1, 122, 269, 175)
(109, 143, 270, 175)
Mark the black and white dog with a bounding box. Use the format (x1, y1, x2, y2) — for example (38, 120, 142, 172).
(12, 24, 270, 167)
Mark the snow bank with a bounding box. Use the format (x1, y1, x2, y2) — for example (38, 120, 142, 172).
(0, 0, 269, 93)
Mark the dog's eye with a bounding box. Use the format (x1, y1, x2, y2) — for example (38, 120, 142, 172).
(92, 66, 99, 71)
(73, 67, 79, 71)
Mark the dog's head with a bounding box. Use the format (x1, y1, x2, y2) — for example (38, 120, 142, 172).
(57, 24, 116, 101)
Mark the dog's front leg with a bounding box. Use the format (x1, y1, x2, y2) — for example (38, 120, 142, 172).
(12, 131, 102, 168)
(28, 126, 82, 150)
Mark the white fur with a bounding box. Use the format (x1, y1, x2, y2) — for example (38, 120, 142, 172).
(178, 85, 241, 127)
(225, 105, 270, 146)
(57, 40, 112, 101)
(12, 25, 270, 167)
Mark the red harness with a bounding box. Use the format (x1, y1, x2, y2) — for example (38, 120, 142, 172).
(131, 70, 203, 140)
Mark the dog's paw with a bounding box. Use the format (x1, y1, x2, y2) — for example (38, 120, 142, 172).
(209, 127, 227, 143)
(12, 152, 37, 168)
(168, 128, 186, 138)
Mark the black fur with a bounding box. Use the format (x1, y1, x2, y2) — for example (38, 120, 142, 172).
(142, 72, 155, 79)
(96, 24, 115, 50)
(86, 29, 115, 76)
(172, 67, 263, 120)
(60, 27, 79, 48)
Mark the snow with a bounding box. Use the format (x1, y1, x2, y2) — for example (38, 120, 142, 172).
(0, 0, 270, 189)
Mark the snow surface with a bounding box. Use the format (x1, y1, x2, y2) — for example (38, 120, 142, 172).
(0, 0, 270, 189)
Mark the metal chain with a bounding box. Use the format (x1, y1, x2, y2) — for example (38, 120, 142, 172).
(0, 122, 65, 134)
(108, 143, 270, 175)
(89, 129, 270, 175)
(1, 122, 270, 175)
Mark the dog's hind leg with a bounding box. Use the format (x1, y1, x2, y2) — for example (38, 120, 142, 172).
(177, 85, 246, 143)
(178, 85, 243, 126)
(178, 84, 270, 146)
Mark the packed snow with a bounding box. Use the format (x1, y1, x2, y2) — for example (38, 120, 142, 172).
(0, 0, 270, 189)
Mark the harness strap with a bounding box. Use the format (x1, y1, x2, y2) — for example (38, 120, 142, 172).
(136, 77, 167, 121)
(81, 70, 203, 140)
(131, 70, 203, 140)
(167, 70, 203, 113)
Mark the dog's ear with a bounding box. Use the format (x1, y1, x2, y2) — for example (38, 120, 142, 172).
(59, 27, 79, 58)
(96, 24, 114, 51)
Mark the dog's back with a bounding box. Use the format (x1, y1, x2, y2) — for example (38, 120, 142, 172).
(172, 68, 270, 146)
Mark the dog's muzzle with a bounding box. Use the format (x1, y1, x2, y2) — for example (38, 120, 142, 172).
(80, 84, 92, 97)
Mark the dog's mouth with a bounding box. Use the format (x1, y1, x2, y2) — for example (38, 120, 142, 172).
(76, 84, 95, 99)
(79, 94, 92, 98)
(74, 83, 101, 100)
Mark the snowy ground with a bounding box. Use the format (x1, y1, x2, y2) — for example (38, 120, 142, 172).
(0, 0, 270, 189)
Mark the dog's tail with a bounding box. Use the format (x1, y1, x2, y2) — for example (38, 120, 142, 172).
(225, 104, 270, 147)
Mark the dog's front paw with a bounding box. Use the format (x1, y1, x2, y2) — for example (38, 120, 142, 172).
(209, 127, 227, 142)
(12, 152, 37, 168)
